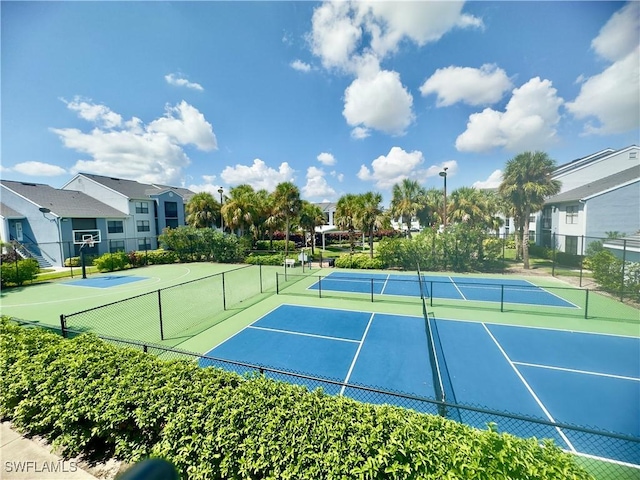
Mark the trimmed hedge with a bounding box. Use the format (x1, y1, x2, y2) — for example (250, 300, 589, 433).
(0, 320, 592, 480)
(335, 253, 384, 270)
(0, 258, 39, 287)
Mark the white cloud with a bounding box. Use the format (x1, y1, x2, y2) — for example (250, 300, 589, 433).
(220, 159, 295, 191)
(565, 4, 640, 136)
(11, 161, 67, 177)
(188, 175, 222, 195)
(350, 126, 370, 139)
(63, 97, 122, 129)
(456, 77, 563, 153)
(357, 146, 426, 189)
(302, 166, 336, 198)
(472, 169, 503, 189)
(51, 99, 217, 185)
(330, 170, 344, 182)
(420, 64, 513, 107)
(291, 59, 312, 72)
(317, 152, 336, 166)
(591, 2, 639, 63)
(309, 1, 362, 71)
(165, 73, 204, 91)
(148, 101, 217, 151)
(343, 69, 414, 135)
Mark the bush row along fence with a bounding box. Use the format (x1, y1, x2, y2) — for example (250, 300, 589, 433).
(8, 316, 640, 478)
(60, 264, 278, 343)
(276, 273, 640, 325)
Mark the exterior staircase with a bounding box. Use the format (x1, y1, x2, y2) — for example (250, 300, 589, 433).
(11, 241, 53, 269)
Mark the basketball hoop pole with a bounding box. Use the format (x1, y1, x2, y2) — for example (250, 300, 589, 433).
(81, 244, 87, 279)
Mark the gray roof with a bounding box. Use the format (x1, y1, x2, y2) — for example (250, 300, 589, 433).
(546, 165, 640, 204)
(0, 202, 23, 218)
(1, 180, 126, 218)
(79, 173, 195, 202)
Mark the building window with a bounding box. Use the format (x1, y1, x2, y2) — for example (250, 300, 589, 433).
(529, 231, 536, 242)
(165, 201, 178, 218)
(566, 206, 578, 224)
(137, 220, 150, 232)
(135, 202, 149, 214)
(566, 236, 578, 255)
(107, 220, 124, 234)
(109, 240, 125, 253)
(529, 215, 535, 223)
(138, 238, 151, 250)
(165, 219, 179, 229)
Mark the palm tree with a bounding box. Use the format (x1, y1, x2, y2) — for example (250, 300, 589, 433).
(273, 182, 302, 258)
(357, 191, 386, 258)
(186, 192, 219, 229)
(335, 193, 361, 254)
(390, 179, 427, 238)
(221, 184, 258, 237)
(499, 151, 561, 269)
(298, 201, 325, 255)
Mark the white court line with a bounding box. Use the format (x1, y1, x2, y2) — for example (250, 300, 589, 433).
(380, 274, 391, 295)
(513, 362, 640, 382)
(448, 276, 467, 300)
(340, 313, 375, 396)
(482, 323, 576, 452)
(248, 325, 360, 344)
(569, 450, 640, 471)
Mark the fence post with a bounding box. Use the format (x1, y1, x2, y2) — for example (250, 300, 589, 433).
(551, 232, 556, 277)
(620, 239, 627, 302)
(276, 273, 279, 294)
(371, 278, 374, 302)
(579, 235, 584, 287)
(222, 272, 227, 310)
(59, 314, 67, 338)
(430, 281, 434, 307)
(584, 289, 589, 319)
(319, 276, 322, 299)
(259, 263, 263, 293)
(500, 285, 504, 313)
(158, 289, 165, 341)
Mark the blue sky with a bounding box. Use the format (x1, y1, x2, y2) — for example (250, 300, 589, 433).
(2, 1, 639, 204)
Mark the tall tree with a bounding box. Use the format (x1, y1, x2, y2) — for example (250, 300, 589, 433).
(298, 201, 325, 255)
(390, 179, 427, 238)
(221, 184, 257, 237)
(499, 151, 561, 269)
(273, 182, 302, 258)
(335, 193, 361, 254)
(185, 192, 219, 229)
(357, 191, 386, 258)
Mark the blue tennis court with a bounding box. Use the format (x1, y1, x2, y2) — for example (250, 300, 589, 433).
(309, 271, 579, 308)
(63, 275, 147, 288)
(200, 304, 639, 466)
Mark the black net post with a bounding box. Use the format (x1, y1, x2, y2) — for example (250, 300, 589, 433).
(276, 273, 279, 294)
(370, 278, 374, 302)
(584, 289, 589, 319)
(222, 272, 227, 310)
(500, 284, 505, 313)
(430, 281, 434, 307)
(59, 314, 67, 338)
(318, 276, 322, 299)
(620, 239, 627, 302)
(551, 232, 556, 277)
(259, 263, 263, 293)
(158, 289, 164, 341)
(579, 235, 584, 287)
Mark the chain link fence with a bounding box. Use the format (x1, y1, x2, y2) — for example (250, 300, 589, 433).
(8, 316, 640, 479)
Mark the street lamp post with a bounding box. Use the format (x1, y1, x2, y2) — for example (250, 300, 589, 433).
(439, 167, 448, 229)
(217, 187, 224, 231)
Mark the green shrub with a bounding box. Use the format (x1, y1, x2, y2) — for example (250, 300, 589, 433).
(255, 240, 296, 252)
(64, 256, 97, 267)
(93, 252, 129, 272)
(0, 319, 593, 480)
(245, 253, 285, 266)
(0, 259, 39, 286)
(145, 249, 178, 265)
(335, 253, 384, 269)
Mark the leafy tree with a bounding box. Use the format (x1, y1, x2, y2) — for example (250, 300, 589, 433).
(335, 193, 361, 254)
(499, 151, 561, 269)
(221, 185, 258, 238)
(273, 182, 302, 258)
(186, 192, 220, 229)
(356, 191, 387, 258)
(390, 179, 427, 238)
(298, 201, 325, 255)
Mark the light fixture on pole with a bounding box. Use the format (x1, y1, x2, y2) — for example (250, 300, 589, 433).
(217, 187, 224, 231)
(39, 207, 65, 268)
(439, 167, 448, 229)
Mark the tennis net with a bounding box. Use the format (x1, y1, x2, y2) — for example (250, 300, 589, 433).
(417, 264, 460, 421)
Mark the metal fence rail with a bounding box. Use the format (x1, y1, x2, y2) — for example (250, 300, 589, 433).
(8, 317, 640, 479)
(61, 264, 276, 343)
(276, 273, 640, 324)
